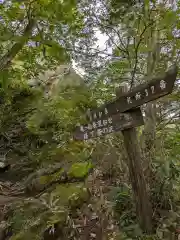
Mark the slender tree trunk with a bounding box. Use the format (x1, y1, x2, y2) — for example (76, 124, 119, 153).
(141, 5, 161, 176)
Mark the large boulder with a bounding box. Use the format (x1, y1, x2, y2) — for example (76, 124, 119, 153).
(25, 162, 93, 195)
(6, 183, 90, 240)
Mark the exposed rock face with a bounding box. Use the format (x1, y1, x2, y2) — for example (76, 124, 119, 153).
(28, 64, 84, 97)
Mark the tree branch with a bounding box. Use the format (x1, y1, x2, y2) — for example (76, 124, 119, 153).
(130, 20, 155, 89)
(0, 18, 35, 71)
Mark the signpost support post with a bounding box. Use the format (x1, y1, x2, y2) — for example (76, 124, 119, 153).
(122, 128, 152, 232)
(116, 86, 152, 233)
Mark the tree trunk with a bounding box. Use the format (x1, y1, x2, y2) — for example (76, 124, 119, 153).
(0, 18, 35, 71)
(116, 85, 152, 233)
(122, 128, 153, 233)
(141, 5, 161, 174)
(141, 102, 156, 173)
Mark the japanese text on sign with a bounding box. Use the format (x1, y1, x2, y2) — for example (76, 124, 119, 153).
(86, 108, 109, 121)
(74, 108, 144, 141)
(83, 125, 114, 140)
(126, 79, 167, 105)
(79, 117, 113, 132)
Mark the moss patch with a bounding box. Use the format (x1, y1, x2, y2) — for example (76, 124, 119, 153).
(39, 168, 64, 185)
(51, 183, 90, 208)
(68, 162, 93, 179)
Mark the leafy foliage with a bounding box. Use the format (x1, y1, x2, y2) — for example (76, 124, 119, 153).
(0, 0, 179, 240)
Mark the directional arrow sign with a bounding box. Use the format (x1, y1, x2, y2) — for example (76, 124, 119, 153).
(86, 65, 178, 122)
(74, 108, 144, 140)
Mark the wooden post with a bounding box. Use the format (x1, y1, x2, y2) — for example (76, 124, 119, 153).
(116, 86, 153, 233)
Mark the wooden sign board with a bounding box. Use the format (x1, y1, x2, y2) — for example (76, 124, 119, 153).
(74, 108, 144, 140)
(86, 66, 178, 121)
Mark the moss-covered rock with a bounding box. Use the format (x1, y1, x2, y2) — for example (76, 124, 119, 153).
(7, 183, 90, 240)
(25, 162, 93, 195)
(51, 183, 90, 208)
(24, 162, 66, 194)
(68, 162, 93, 179)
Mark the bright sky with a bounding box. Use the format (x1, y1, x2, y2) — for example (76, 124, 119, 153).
(73, 29, 111, 75)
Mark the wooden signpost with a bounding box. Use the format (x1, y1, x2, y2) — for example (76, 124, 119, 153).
(84, 66, 177, 122)
(74, 65, 177, 141)
(74, 108, 144, 140)
(73, 65, 178, 232)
